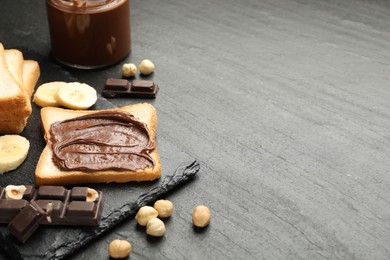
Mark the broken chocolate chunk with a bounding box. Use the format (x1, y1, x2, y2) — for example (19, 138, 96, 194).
(8, 201, 45, 243)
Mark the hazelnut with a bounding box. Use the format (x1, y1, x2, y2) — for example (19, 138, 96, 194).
(5, 185, 26, 200)
(86, 188, 99, 202)
(139, 59, 155, 75)
(135, 206, 158, 226)
(153, 199, 173, 218)
(121, 63, 137, 78)
(192, 205, 211, 228)
(46, 202, 54, 223)
(108, 239, 132, 259)
(146, 217, 166, 237)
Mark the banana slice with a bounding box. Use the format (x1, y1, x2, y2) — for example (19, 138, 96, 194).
(0, 135, 30, 174)
(56, 82, 97, 110)
(33, 81, 67, 107)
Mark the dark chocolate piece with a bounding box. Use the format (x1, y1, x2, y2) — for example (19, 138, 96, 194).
(37, 186, 67, 201)
(105, 78, 128, 91)
(102, 78, 159, 98)
(8, 201, 46, 243)
(131, 80, 155, 92)
(66, 201, 95, 218)
(70, 187, 88, 201)
(0, 200, 28, 223)
(22, 186, 35, 201)
(35, 200, 64, 222)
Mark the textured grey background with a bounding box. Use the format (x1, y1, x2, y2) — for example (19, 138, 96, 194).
(1, 0, 390, 259)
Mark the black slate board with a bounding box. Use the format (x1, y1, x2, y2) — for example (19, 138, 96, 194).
(0, 98, 199, 260)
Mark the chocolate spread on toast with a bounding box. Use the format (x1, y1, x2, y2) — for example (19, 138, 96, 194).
(49, 111, 155, 171)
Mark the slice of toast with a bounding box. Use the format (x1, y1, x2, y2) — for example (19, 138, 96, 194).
(0, 43, 30, 112)
(35, 103, 161, 186)
(22, 59, 40, 98)
(4, 49, 24, 88)
(4, 50, 39, 98)
(4, 49, 40, 98)
(0, 43, 40, 134)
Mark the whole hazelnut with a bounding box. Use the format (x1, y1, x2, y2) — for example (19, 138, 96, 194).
(139, 59, 155, 75)
(108, 239, 132, 258)
(135, 206, 158, 226)
(122, 63, 137, 77)
(146, 217, 166, 237)
(5, 185, 26, 200)
(153, 199, 173, 218)
(192, 205, 211, 228)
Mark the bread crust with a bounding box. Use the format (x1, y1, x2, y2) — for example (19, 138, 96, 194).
(35, 103, 161, 186)
(0, 119, 28, 134)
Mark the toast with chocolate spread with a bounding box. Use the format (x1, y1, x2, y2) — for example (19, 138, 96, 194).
(35, 103, 161, 186)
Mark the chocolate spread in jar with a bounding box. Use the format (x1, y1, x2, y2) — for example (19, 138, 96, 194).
(46, 0, 130, 69)
(49, 111, 155, 171)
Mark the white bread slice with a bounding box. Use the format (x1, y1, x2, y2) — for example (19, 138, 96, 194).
(4, 49, 24, 88)
(0, 43, 40, 134)
(22, 59, 40, 98)
(3, 50, 40, 98)
(0, 43, 30, 113)
(35, 103, 161, 186)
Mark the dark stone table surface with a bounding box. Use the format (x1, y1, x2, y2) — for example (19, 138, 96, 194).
(1, 0, 390, 259)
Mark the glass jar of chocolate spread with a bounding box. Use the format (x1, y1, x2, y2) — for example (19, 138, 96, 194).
(46, 0, 131, 69)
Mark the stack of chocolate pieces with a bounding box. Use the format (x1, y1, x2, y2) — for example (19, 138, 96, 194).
(0, 185, 104, 243)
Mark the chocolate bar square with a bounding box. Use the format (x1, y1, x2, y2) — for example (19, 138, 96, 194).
(0, 200, 28, 223)
(105, 78, 129, 91)
(70, 187, 88, 201)
(131, 80, 155, 92)
(37, 186, 67, 201)
(66, 201, 96, 218)
(22, 186, 36, 201)
(35, 200, 64, 221)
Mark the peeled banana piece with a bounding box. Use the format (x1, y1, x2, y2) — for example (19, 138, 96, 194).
(33, 81, 67, 107)
(0, 135, 30, 174)
(33, 81, 97, 110)
(56, 82, 97, 110)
